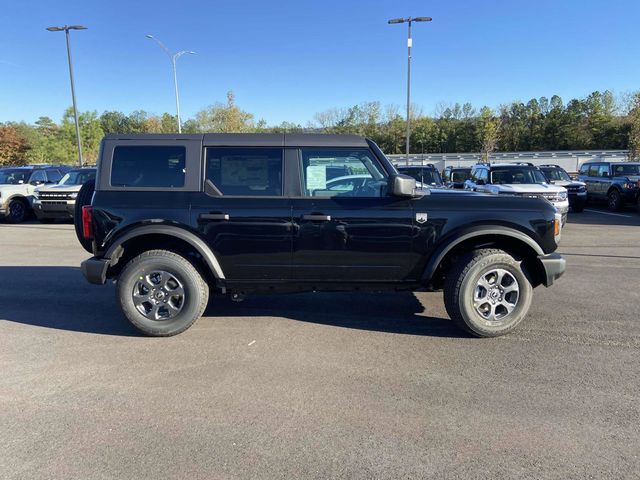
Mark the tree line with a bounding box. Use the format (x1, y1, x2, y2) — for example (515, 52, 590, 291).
(2, 90, 640, 167)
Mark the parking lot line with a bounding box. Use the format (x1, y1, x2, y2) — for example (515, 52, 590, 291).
(584, 209, 633, 218)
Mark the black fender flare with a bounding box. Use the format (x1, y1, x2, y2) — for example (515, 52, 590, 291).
(422, 226, 545, 282)
(104, 225, 225, 279)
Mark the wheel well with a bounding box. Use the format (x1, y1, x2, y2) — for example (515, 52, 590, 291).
(6, 195, 30, 207)
(107, 233, 216, 285)
(607, 186, 622, 195)
(429, 234, 545, 290)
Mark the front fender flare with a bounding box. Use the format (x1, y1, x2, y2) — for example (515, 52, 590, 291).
(104, 225, 225, 279)
(422, 226, 545, 282)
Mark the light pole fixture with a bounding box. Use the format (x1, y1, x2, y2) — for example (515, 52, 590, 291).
(46, 25, 87, 166)
(388, 16, 432, 164)
(146, 35, 195, 134)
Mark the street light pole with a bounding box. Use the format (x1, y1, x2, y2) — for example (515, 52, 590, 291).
(388, 16, 432, 165)
(47, 25, 87, 166)
(146, 35, 195, 134)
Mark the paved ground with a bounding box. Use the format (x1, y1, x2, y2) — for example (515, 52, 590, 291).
(1, 207, 639, 479)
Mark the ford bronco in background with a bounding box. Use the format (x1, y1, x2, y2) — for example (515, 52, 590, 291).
(577, 161, 640, 212)
(33, 167, 96, 222)
(464, 162, 570, 225)
(0, 165, 68, 223)
(78, 134, 565, 338)
(538, 164, 587, 213)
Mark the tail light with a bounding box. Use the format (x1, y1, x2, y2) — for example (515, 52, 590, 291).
(82, 205, 94, 240)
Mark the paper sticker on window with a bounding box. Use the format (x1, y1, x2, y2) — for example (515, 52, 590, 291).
(306, 165, 327, 190)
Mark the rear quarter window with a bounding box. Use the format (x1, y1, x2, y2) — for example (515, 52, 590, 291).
(111, 146, 186, 187)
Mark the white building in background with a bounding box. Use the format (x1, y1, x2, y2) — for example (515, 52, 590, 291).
(387, 150, 630, 173)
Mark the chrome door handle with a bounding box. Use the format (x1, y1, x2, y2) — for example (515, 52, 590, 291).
(302, 214, 331, 221)
(199, 213, 229, 220)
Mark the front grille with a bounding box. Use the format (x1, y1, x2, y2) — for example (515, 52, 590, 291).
(39, 192, 73, 201)
(41, 200, 68, 205)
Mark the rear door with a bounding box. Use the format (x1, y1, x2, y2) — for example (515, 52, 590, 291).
(190, 146, 293, 281)
(290, 147, 416, 283)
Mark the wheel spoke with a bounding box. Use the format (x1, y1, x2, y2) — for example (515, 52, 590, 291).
(131, 270, 185, 321)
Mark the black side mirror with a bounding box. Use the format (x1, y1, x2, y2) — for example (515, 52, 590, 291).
(476, 179, 485, 186)
(389, 174, 417, 197)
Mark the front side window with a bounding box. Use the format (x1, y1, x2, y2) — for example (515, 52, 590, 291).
(206, 148, 283, 196)
(300, 148, 386, 197)
(111, 146, 186, 187)
(597, 165, 610, 177)
(443, 168, 451, 182)
(0, 169, 29, 185)
(46, 169, 63, 183)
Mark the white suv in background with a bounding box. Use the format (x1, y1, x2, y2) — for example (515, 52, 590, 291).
(464, 162, 569, 225)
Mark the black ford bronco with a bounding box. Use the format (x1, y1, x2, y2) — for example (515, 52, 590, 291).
(79, 134, 565, 337)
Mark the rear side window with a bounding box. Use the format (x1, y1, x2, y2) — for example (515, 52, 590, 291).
(111, 146, 186, 187)
(46, 169, 63, 183)
(205, 148, 283, 196)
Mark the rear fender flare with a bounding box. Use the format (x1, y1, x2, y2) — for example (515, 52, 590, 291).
(104, 225, 225, 279)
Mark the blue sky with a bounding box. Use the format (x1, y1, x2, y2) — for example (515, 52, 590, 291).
(1, 0, 638, 125)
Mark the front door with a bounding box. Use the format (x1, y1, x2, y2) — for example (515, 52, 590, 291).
(291, 147, 416, 283)
(190, 147, 292, 281)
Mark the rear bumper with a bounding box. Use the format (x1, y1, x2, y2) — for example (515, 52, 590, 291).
(80, 257, 109, 285)
(538, 252, 566, 287)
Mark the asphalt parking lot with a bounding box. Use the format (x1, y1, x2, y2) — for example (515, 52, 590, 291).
(1, 207, 639, 479)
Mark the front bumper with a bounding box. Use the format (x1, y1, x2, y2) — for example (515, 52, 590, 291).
(568, 192, 587, 209)
(33, 200, 76, 220)
(80, 257, 109, 285)
(538, 252, 566, 287)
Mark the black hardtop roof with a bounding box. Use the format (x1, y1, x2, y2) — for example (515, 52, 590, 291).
(102, 133, 369, 148)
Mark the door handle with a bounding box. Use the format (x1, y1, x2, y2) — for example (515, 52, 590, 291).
(302, 214, 331, 221)
(199, 213, 230, 220)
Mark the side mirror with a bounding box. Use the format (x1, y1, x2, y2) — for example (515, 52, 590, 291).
(476, 179, 486, 186)
(389, 174, 417, 197)
(30, 180, 43, 186)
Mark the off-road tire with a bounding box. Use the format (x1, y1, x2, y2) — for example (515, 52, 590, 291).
(607, 189, 622, 212)
(74, 179, 95, 253)
(6, 198, 29, 223)
(117, 250, 209, 337)
(443, 248, 533, 337)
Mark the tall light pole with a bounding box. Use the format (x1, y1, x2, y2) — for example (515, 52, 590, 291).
(46, 25, 87, 166)
(388, 16, 432, 165)
(146, 35, 195, 134)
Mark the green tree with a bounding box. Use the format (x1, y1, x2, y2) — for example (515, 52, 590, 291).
(0, 125, 30, 166)
(192, 91, 255, 133)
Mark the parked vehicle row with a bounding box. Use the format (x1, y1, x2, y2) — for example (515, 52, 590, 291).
(577, 161, 640, 212)
(0, 165, 95, 223)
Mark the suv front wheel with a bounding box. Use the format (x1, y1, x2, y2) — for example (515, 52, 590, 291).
(444, 249, 533, 337)
(117, 250, 209, 336)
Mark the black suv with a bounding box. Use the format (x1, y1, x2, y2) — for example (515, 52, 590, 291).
(79, 134, 565, 338)
(538, 164, 587, 213)
(577, 161, 640, 212)
(442, 166, 471, 189)
(396, 164, 443, 187)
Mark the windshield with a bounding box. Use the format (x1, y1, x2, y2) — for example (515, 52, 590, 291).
(401, 167, 443, 186)
(451, 169, 471, 182)
(541, 167, 571, 182)
(0, 169, 30, 185)
(611, 164, 640, 176)
(59, 170, 96, 186)
(490, 167, 548, 185)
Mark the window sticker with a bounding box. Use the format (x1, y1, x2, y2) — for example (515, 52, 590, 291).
(306, 165, 327, 190)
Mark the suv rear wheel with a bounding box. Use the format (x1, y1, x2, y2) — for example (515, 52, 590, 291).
(444, 249, 533, 337)
(117, 250, 209, 336)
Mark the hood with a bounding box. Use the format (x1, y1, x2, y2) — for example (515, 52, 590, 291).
(0, 183, 30, 194)
(494, 183, 566, 194)
(37, 183, 83, 193)
(548, 180, 586, 188)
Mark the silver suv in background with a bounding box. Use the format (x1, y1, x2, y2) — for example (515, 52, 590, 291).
(33, 168, 96, 222)
(464, 162, 569, 225)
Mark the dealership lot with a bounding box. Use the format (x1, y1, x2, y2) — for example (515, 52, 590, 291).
(1, 209, 639, 479)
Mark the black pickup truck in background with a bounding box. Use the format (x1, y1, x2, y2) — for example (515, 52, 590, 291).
(577, 161, 640, 212)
